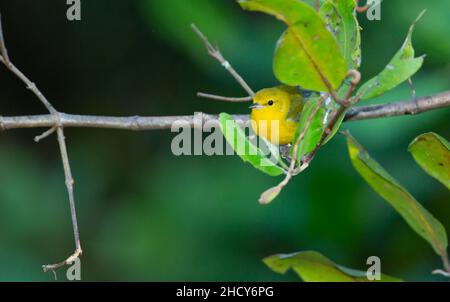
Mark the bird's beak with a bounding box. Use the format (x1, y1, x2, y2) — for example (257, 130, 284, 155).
(249, 103, 263, 109)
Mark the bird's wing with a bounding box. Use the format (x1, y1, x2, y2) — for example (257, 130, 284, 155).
(286, 94, 304, 122)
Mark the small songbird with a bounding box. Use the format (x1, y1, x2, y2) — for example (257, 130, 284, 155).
(250, 86, 305, 145)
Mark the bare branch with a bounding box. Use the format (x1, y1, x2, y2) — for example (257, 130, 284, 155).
(1, 90, 449, 131)
(191, 24, 255, 96)
(344, 90, 450, 121)
(197, 92, 253, 102)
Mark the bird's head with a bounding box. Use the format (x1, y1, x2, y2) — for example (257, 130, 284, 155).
(250, 86, 300, 119)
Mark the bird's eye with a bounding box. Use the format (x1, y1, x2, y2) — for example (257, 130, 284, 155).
(268, 100, 274, 106)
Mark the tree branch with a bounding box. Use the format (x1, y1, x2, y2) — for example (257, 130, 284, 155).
(1, 91, 449, 131)
(344, 90, 450, 121)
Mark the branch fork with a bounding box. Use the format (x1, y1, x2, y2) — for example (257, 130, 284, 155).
(0, 13, 81, 273)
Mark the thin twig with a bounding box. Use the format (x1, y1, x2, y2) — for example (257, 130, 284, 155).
(0, 13, 10, 64)
(432, 269, 450, 278)
(57, 127, 81, 253)
(0, 17, 57, 115)
(191, 24, 255, 96)
(197, 92, 253, 102)
(42, 249, 82, 273)
(0, 56, 57, 114)
(34, 126, 57, 143)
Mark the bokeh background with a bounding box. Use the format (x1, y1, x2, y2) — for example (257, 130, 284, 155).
(0, 0, 449, 281)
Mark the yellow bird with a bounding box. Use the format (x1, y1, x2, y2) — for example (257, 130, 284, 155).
(250, 86, 305, 145)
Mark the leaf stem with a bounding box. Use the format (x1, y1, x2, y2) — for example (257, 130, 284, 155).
(441, 251, 450, 277)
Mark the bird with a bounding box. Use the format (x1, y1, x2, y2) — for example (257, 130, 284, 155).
(250, 85, 305, 145)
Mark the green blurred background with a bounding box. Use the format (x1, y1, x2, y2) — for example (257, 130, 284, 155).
(0, 0, 448, 281)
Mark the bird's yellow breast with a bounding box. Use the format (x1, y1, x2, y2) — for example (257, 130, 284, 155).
(251, 110, 298, 145)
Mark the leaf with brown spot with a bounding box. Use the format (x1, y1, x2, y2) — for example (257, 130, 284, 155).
(409, 132, 450, 190)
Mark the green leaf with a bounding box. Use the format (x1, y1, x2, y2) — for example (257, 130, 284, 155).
(300, 0, 324, 9)
(323, 108, 346, 145)
(238, 0, 348, 92)
(409, 132, 450, 190)
(293, 94, 327, 160)
(357, 10, 426, 100)
(345, 132, 448, 256)
(319, 0, 361, 69)
(293, 95, 346, 161)
(264, 251, 402, 282)
(219, 113, 285, 177)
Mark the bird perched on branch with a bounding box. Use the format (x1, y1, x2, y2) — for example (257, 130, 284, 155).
(250, 86, 306, 145)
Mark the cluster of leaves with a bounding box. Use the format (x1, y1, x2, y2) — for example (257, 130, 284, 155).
(216, 0, 450, 281)
(220, 0, 426, 184)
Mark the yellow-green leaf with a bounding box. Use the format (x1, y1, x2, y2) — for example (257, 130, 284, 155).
(238, 0, 348, 92)
(409, 132, 450, 190)
(293, 94, 327, 160)
(319, 0, 361, 69)
(345, 132, 448, 256)
(219, 113, 285, 176)
(264, 251, 402, 282)
(293, 94, 346, 161)
(357, 10, 426, 100)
